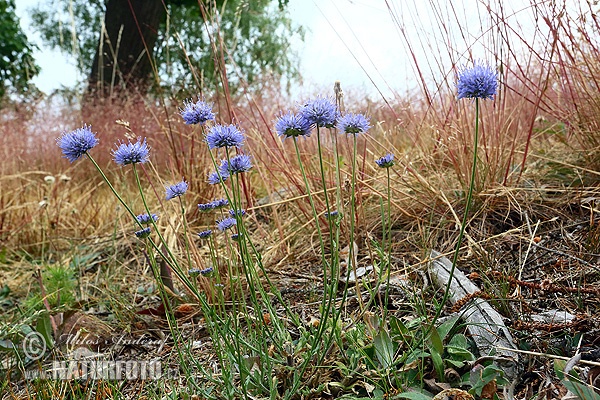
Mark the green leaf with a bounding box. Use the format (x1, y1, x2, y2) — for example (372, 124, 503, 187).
(389, 315, 413, 346)
(446, 343, 475, 362)
(405, 348, 430, 364)
(562, 379, 600, 400)
(36, 315, 54, 350)
(429, 346, 444, 381)
(480, 365, 503, 385)
(374, 328, 395, 369)
(0, 284, 10, 299)
(396, 392, 433, 400)
(428, 326, 444, 355)
(554, 359, 566, 380)
(436, 315, 459, 342)
(0, 339, 15, 351)
(446, 359, 465, 368)
(448, 333, 468, 349)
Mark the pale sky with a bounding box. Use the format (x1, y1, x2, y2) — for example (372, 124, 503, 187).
(14, 0, 579, 100)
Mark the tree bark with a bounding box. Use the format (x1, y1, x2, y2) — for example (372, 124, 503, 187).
(87, 0, 166, 99)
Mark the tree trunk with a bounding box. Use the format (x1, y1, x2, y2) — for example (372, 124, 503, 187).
(86, 0, 166, 99)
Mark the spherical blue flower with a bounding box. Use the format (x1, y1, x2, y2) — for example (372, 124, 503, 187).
(324, 210, 340, 219)
(219, 154, 252, 176)
(208, 170, 228, 185)
(206, 124, 245, 150)
(198, 202, 216, 212)
(188, 267, 213, 276)
(228, 209, 246, 218)
(375, 153, 395, 168)
(275, 111, 312, 139)
(180, 98, 215, 125)
(197, 229, 213, 239)
(216, 217, 236, 231)
(211, 198, 229, 209)
(113, 138, 150, 165)
(165, 180, 188, 200)
(457, 62, 498, 100)
(299, 97, 339, 128)
(135, 227, 151, 238)
(56, 125, 99, 163)
(337, 113, 371, 135)
(136, 213, 159, 225)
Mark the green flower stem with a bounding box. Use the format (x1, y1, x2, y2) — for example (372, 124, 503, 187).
(86, 154, 201, 300)
(292, 137, 329, 298)
(287, 137, 334, 392)
(143, 243, 194, 383)
(85, 154, 143, 229)
(86, 143, 245, 396)
(331, 128, 343, 218)
(314, 127, 341, 340)
(348, 134, 363, 310)
(382, 167, 393, 321)
(178, 197, 194, 271)
(429, 98, 480, 331)
(131, 165, 199, 299)
(315, 127, 336, 250)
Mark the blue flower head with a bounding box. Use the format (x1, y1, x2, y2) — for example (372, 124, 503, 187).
(208, 170, 229, 185)
(457, 62, 498, 100)
(206, 124, 245, 150)
(211, 198, 229, 209)
(189, 267, 213, 276)
(135, 227, 151, 238)
(275, 111, 312, 139)
(198, 202, 215, 212)
(375, 153, 395, 168)
(216, 217, 236, 231)
(57, 125, 99, 163)
(180, 98, 215, 125)
(231, 233, 243, 242)
(113, 138, 150, 165)
(136, 213, 159, 225)
(219, 154, 252, 176)
(228, 209, 246, 218)
(337, 113, 371, 135)
(299, 97, 339, 128)
(197, 229, 212, 239)
(165, 180, 188, 200)
(325, 210, 341, 220)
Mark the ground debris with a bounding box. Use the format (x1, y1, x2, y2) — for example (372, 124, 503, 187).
(428, 250, 519, 382)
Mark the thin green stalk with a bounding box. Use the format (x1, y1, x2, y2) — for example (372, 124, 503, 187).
(314, 127, 341, 337)
(178, 197, 194, 271)
(331, 129, 343, 217)
(382, 167, 393, 322)
(315, 127, 335, 251)
(319, 133, 359, 363)
(292, 137, 329, 299)
(131, 165, 198, 298)
(429, 98, 480, 331)
(285, 137, 334, 397)
(87, 154, 201, 299)
(85, 154, 142, 228)
(348, 134, 362, 310)
(143, 244, 195, 383)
